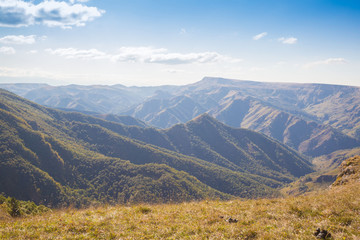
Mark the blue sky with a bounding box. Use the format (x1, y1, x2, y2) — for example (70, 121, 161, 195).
(0, 0, 359, 86)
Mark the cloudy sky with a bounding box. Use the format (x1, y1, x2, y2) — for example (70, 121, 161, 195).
(0, 0, 359, 86)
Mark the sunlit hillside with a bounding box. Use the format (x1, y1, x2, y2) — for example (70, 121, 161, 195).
(1, 157, 359, 239)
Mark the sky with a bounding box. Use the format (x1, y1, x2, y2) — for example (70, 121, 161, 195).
(0, 0, 359, 87)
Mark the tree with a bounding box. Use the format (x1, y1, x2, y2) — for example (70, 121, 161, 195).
(9, 197, 21, 217)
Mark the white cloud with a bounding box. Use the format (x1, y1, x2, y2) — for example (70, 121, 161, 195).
(278, 37, 297, 44)
(304, 58, 347, 68)
(46, 48, 108, 60)
(47, 46, 243, 65)
(113, 47, 242, 65)
(0, 35, 36, 44)
(69, 0, 89, 3)
(111, 46, 167, 63)
(253, 32, 267, 40)
(0, 0, 104, 29)
(0, 46, 16, 54)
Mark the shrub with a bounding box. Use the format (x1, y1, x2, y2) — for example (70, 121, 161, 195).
(8, 197, 21, 217)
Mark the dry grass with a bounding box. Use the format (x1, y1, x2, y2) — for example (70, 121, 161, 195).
(0, 181, 359, 239)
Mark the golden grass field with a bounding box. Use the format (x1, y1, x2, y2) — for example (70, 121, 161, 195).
(0, 181, 359, 239)
(1, 156, 359, 239)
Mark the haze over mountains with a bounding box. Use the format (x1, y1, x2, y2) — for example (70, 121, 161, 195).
(2, 77, 360, 158)
(0, 88, 313, 206)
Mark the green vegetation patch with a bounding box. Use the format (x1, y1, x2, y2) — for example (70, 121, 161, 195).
(0, 194, 50, 218)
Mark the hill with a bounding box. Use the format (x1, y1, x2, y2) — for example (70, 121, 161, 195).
(1, 157, 359, 239)
(3, 77, 360, 158)
(282, 155, 360, 196)
(0, 89, 312, 206)
(312, 147, 360, 171)
(163, 114, 311, 180)
(73, 112, 312, 183)
(0, 89, 229, 206)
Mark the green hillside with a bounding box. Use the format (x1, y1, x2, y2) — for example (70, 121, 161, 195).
(1, 89, 310, 206)
(0, 89, 227, 206)
(54, 110, 313, 184)
(166, 114, 312, 179)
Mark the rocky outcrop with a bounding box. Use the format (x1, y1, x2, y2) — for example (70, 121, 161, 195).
(332, 156, 360, 186)
(314, 228, 331, 239)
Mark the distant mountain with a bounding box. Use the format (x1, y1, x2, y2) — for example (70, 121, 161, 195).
(124, 78, 360, 157)
(186, 78, 360, 138)
(0, 83, 177, 114)
(2, 77, 360, 158)
(212, 96, 360, 157)
(0, 89, 313, 206)
(123, 95, 207, 128)
(0, 83, 48, 96)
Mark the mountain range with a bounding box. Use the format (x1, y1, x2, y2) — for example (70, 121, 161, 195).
(0, 89, 313, 206)
(2, 77, 359, 158)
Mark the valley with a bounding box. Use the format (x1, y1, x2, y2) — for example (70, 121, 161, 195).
(0, 88, 312, 206)
(3, 77, 359, 158)
(1, 78, 360, 239)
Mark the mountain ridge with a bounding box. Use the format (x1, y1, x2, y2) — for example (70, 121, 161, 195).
(2, 77, 360, 160)
(0, 88, 312, 206)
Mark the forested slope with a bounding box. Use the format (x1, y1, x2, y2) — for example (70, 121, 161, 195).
(1, 89, 312, 206)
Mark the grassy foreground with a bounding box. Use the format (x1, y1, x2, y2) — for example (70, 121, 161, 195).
(0, 180, 359, 239)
